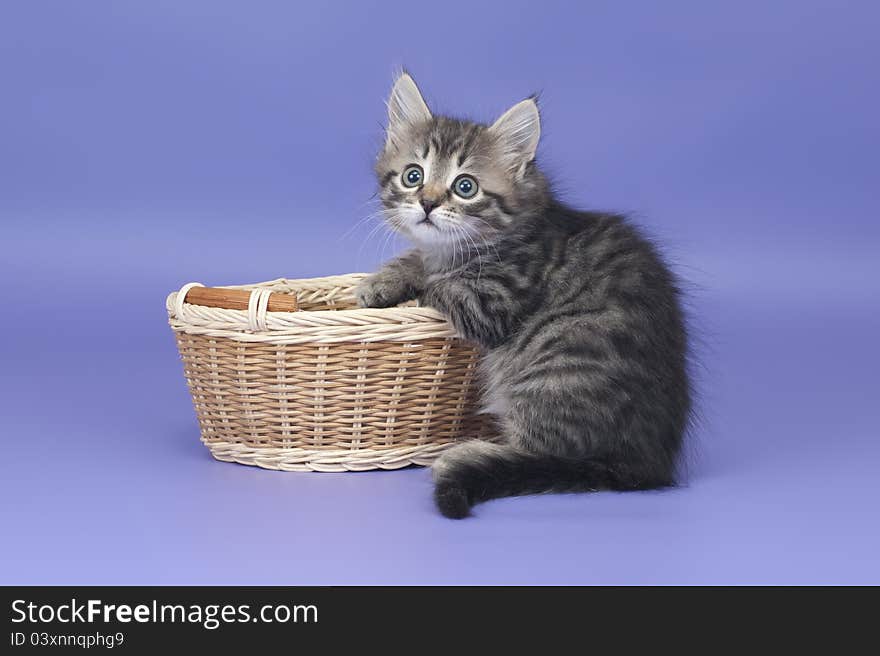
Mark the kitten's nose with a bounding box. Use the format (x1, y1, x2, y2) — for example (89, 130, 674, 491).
(420, 199, 438, 216)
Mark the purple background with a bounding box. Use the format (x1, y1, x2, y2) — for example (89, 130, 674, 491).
(2, 1, 878, 584)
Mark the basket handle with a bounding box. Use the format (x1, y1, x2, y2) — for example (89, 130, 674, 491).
(183, 286, 299, 312)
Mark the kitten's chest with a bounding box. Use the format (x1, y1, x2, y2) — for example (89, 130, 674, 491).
(475, 346, 515, 416)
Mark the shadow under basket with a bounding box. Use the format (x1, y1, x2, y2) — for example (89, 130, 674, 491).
(166, 273, 497, 471)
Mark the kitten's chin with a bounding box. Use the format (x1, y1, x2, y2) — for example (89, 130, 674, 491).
(407, 223, 450, 247)
(413, 217, 469, 248)
(386, 209, 451, 246)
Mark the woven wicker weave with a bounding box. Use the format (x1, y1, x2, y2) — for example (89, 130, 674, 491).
(166, 274, 497, 471)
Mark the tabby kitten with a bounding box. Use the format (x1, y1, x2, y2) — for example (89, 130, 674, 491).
(357, 73, 691, 518)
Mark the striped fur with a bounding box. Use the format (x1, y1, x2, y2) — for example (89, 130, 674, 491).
(357, 73, 692, 518)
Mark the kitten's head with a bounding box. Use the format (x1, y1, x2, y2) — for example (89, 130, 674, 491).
(375, 72, 549, 249)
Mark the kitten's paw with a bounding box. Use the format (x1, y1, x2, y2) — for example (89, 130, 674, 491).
(355, 277, 403, 308)
(433, 479, 472, 519)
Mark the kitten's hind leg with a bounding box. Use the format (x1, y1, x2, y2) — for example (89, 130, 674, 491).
(432, 440, 514, 519)
(431, 401, 673, 518)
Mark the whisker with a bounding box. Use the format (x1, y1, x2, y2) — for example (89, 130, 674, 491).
(460, 216, 503, 264)
(342, 209, 388, 240)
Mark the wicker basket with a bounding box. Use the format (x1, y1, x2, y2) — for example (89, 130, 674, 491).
(166, 273, 496, 472)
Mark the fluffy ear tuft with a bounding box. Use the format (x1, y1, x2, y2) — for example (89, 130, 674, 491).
(386, 72, 431, 148)
(488, 98, 541, 176)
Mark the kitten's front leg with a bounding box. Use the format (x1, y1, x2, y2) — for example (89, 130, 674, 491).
(421, 275, 519, 348)
(356, 251, 426, 308)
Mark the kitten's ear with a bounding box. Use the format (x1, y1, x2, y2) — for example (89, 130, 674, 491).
(386, 72, 432, 148)
(489, 98, 541, 177)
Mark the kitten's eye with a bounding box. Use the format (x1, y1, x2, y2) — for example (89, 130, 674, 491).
(452, 174, 478, 199)
(402, 165, 423, 188)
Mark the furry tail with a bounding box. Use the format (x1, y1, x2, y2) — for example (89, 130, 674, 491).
(432, 441, 673, 519)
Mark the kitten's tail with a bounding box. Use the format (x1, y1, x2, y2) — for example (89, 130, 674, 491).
(432, 440, 673, 519)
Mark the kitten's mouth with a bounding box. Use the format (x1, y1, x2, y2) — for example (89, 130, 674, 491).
(417, 217, 436, 227)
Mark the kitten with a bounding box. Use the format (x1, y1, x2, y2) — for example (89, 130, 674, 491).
(357, 73, 691, 518)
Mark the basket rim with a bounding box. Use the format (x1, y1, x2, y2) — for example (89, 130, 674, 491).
(166, 273, 460, 344)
